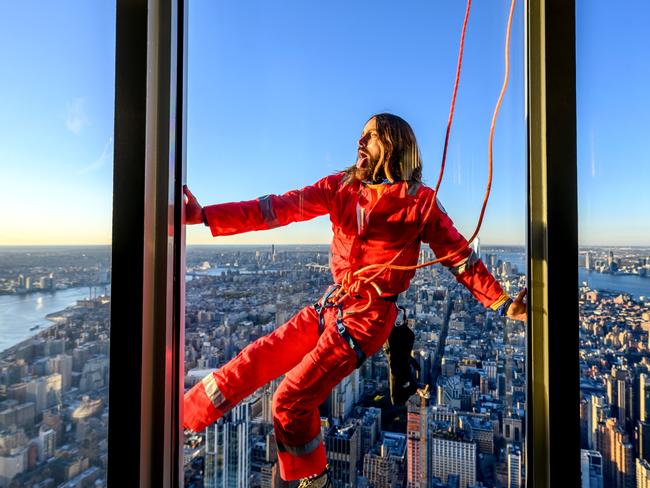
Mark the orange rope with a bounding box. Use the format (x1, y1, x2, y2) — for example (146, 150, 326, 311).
(337, 0, 517, 313)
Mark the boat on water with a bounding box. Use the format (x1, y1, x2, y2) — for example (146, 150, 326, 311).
(29, 325, 40, 331)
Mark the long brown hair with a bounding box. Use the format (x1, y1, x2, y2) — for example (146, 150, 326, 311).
(344, 113, 423, 185)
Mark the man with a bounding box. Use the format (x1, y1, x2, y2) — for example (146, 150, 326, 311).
(183, 113, 527, 487)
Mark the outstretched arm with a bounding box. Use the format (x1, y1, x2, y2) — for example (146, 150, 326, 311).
(421, 194, 527, 322)
(184, 173, 342, 237)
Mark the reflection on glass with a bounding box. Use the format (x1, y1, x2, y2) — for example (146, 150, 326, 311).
(184, 2, 526, 487)
(0, 3, 115, 487)
(576, 1, 650, 487)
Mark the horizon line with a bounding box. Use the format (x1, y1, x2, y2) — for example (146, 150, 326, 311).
(2, 243, 650, 248)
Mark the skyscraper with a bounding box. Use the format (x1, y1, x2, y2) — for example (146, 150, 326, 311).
(637, 458, 650, 488)
(580, 450, 604, 488)
(607, 367, 633, 433)
(37, 425, 56, 462)
(429, 425, 477, 488)
(329, 369, 361, 421)
(637, 420, 650, 463)
(204, 400, 252, 488)
(507, 444, 522, 488)
(362, 432, 407, 488)
(588, 394, 609, 450)
(325, 423, 359, 488)
(641, 373, 650, 423)
(597, 417, 634, 488)
(407, 395, 430, 488)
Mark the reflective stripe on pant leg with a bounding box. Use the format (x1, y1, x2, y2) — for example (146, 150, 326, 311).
(276, 433, 322, 456)
(277, 443, 327, 481)
(273, 315, 358, 481)
(213, 305, 321, 409)
(184, 305, 320, 433)
(183, 373, 225, 433)
(201, 372, 232, 413)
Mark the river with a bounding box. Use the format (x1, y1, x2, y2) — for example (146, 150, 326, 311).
(0, 286, 108, 353)
(578, 269, 649, 300)
(1, 260, 648, 354)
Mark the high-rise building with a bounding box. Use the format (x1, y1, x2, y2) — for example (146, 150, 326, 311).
(637, 458, 650, 488)
(48, 354, 73, 392)
(37, 425, 56, 462)
(362, 432, 407, 488)
(259, 462, 280, 488)
(607, 367, 634, 433)
(325, 423, 359, 488)
(503, 415, 523, 444)
(459, 415, 494, 455)
(507, 444, 522, 488)
(580, 449, 604, 488)
(587, 395, 609, 450)
(204, 400, 252, 488)
(355, 406, 382, 457)
(261, 378, 281, 425)
(641, 374, 650, 423)
(329, 369, 361, 421)
(597, 417, 634, 488)
(407, 396, 430, 488)
(25, 373, 62, 412)
(429, 425, 477, 488)
(637, 420, 650, 463)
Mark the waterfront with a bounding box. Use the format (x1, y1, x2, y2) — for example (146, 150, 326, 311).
(579, 268, 649, 300)
(0, 286, 108, 353)
(1, 258, 648, 355)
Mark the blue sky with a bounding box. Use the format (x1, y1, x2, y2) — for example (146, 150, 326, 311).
(0, 1, 648, 246)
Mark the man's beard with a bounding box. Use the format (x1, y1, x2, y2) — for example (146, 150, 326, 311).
(354, 155, 382, 182)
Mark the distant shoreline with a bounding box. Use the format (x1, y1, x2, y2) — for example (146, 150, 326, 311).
(0, 316, 61, 359)
(2, 244, 649, 249)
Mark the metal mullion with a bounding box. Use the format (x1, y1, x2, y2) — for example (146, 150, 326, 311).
(526, 0, 580, 487)
(172, 0, 188, 485)
(109, 0, 184, 486)
(108, 0, 148, 485)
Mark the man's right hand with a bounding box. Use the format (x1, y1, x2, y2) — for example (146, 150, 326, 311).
(183, 185, 205, 225)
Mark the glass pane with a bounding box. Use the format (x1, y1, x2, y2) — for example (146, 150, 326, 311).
(0, 3, 115, 487)
(184, 2, 526, 487)
(576, 1, 650, 487)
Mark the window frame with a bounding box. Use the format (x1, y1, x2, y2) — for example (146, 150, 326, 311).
(107, 0, 187, 486)
(106, 0, 581, 486)
(526, 0, 580, 486)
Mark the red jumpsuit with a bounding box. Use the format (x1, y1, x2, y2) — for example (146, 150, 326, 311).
(183, 172, 508, 480)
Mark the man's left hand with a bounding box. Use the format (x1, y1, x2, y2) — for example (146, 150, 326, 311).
(506, 287, 527, 322)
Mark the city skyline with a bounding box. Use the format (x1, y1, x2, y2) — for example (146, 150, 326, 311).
(1, 1, 648, 246)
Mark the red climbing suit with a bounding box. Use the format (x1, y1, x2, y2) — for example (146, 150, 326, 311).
(183, 172, 509, 480)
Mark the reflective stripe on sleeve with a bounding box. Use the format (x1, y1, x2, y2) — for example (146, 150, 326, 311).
(201, 373, 232, 413)
(449, 249, 480, 275)
(258, 195, 281, 228)
(490, 291, 512, 311)
(276, 433, 322, 456)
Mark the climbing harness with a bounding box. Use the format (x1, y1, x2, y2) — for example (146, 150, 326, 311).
(313, 284, 366, 368)
(313, 284, 398, 368)
(330, 0, 517, 314)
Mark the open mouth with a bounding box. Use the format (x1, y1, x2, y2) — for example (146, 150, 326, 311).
(356, 151, 368, 169)
(356, 150, 369, 169)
